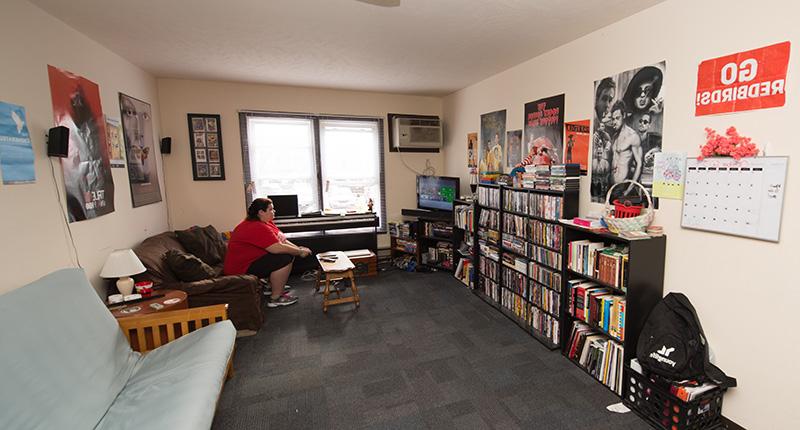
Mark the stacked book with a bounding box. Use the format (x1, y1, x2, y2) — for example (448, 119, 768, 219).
(550, 164, 580, 191)
(522, 165, 551, 189)
(567, 321, 625, 395)
(389, 222, 414, 238)
(567, 279, 626, 341)
(567, 241, 629, 290)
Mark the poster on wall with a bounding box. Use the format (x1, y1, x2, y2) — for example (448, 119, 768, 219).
(506, 129, 522, 170)
(564, 120, 590, 174)
(0, 101, 35, 184)
(523, 94, 564, 168)
(652, 152, 686, 200)
(479, 110, 506, 183)
(591, 61, 665, 206)
(695, 41, 790, 116)
(47, 65, 115, 222)
(119, 93, 162, 207)
(105, 117, 126, 168)
(467, 132, 478, 175)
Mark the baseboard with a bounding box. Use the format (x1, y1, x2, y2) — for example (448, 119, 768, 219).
(721, 416, 746, 430)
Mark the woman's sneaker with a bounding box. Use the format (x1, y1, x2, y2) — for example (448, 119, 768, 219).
(268, 294, 298, 307)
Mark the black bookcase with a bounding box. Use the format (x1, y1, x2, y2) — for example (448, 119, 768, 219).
(452, 199, 475, 287)
(395, 209, 456, 272)
(473, 184, 579, 350)
(560, 222, 666, 396)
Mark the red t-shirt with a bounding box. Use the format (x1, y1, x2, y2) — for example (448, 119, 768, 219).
(223, 220, 286, 275)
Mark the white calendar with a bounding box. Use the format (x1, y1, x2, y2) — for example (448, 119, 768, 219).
(681, 157, 788, 242)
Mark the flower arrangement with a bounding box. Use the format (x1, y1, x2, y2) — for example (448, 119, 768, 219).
(699, 126, 759, 160)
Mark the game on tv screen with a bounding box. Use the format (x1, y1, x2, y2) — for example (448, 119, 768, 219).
(417, 176, 458, 211)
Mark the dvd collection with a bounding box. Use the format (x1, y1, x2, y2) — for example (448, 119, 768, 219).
(478, 186, 500, 208)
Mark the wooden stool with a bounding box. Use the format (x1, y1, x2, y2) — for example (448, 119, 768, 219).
(315, 251, 361, 313)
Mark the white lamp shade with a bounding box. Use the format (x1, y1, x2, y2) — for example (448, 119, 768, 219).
(100, 249, 146, 278)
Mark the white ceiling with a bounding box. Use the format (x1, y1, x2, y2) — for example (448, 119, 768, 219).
(30, 0, 664, 96)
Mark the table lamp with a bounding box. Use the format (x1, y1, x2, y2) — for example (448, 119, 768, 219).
(100, 249, 146, 296)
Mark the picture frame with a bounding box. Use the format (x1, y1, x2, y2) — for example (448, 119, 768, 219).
(187, 113, 225, 181)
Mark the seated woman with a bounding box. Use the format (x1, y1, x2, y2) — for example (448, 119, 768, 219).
(223, 198, 311, 307)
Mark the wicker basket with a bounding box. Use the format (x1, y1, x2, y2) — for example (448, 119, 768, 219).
(603, 180, 654, 233)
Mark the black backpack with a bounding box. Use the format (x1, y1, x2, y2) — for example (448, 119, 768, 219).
(636, 293, 737, 388)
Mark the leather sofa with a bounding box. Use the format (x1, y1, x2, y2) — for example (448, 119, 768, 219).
(133, 229, 264, 332)
(0, 268, 236, 429)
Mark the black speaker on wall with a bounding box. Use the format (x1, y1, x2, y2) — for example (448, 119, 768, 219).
(160, 137, 172, 154)
(47, 126, 69, 157)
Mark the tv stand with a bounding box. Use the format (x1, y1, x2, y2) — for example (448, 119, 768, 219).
(391, 208, 455, 271)
(400, 208, 451, 221)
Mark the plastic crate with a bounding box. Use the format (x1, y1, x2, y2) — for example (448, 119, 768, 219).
(623, 367, 725, 430)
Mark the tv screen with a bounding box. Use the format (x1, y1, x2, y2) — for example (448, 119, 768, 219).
(267, 194, 299, 218)
(417, 176, 459, 211)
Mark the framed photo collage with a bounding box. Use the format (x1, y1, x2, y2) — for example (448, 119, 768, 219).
(187, 113, 225, 180)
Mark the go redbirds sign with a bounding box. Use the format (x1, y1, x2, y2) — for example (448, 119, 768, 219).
(695, 41, 790, 116)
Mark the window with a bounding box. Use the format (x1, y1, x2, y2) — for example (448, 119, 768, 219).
(240, 112, 386, 230)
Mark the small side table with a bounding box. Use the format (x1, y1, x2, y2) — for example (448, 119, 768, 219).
(110, 290, 188, 351)
(315, 251, 360, 313)
(110, 290, 188, 319)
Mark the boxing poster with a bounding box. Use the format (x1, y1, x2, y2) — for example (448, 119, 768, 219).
(119, 93, 162, 207)
(564, 120, 590, 174)
(47, 65, 115, 222)
(523, 94, 564, 168)
(591, 61, 665, 206)
(479, 109, 506, 183)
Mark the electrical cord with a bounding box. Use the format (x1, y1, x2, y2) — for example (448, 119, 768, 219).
(49, 158, 82, 268)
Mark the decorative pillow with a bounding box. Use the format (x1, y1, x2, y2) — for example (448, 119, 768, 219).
(163, 250, 216, 282)
(175, 225, 224, 265)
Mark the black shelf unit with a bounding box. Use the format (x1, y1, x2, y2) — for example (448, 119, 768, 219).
(560, 222, 666, 396)
(452, 199, 475, 288)
(394, 208, 456, 272)
(472, 183, 579, 350)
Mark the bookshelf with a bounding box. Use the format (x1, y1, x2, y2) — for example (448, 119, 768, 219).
(390, 209, 456, 272)
(473, 183, 578, 350)
(561, 222, 666, 396)
(453, 199, 474, 287)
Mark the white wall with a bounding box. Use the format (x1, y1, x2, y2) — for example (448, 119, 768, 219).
(156, 78, 443, 247)
(0, 0, 168, 295)
(443, 0, 798, 427)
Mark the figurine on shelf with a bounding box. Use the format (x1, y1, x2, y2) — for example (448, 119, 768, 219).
(367, 198, 374, 212)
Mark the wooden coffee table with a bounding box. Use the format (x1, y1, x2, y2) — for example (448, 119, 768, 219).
(315, 251, 360, 313)
(110, 290, 188, 319)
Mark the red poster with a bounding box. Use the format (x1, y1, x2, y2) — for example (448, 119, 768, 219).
(695, 41, 790, 116)
(564, 120, 589, 173)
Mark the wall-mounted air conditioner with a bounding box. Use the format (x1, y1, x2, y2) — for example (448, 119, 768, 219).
(392, 116, 442, 149)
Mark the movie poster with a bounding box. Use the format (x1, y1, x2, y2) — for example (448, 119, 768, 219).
(0, 101, 35, 184)
(506, 129, 522, 169)
(467, 132, 478, 174)
(591, 61, 665, 205)
(119, 93, 162, 207)
(523, 94, 564, 168)
(105, 117, 126, 168)
(479, 110, 506, 183)
(47, 66, 114, 222)
(564, 120, 590, 174)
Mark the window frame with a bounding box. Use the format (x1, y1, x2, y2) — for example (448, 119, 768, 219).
(238, 111, 387, 232)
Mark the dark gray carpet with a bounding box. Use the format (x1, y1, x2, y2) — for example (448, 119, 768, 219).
(212, 270, 650, 430)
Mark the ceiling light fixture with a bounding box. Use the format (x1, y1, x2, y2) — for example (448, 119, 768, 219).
(355, 0, 401, 7)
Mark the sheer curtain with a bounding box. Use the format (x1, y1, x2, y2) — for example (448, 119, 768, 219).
(246, 116, 320, 214)
(319, 119, 382, 223)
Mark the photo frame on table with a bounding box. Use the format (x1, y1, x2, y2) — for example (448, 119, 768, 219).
(187, 113, 225, 180)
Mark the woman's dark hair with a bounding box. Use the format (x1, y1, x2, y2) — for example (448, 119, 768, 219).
(247, 198, 272, 220)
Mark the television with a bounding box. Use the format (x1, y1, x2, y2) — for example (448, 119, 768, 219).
(267, 194, 299, 218)
(417, 175, 460, 212)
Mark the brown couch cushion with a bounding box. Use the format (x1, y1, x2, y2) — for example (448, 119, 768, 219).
(175, 225, 226, 266)
(133, 232, 186, 285)
(163, 250, 216, 282)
